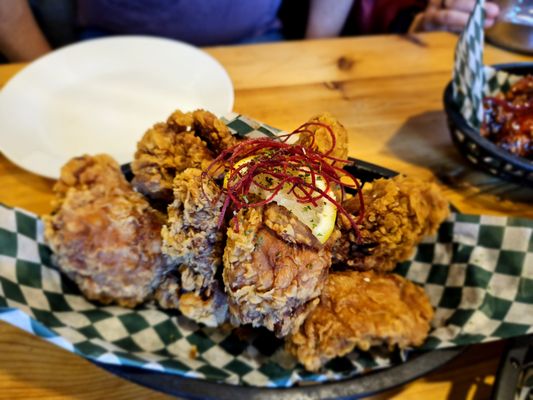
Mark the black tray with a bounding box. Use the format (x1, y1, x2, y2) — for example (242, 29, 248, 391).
(109, 158, 463, 399)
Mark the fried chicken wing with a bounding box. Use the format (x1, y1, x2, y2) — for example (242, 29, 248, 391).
(43, 155, 168, 307)
(223, 203, 338, 337)
(158, 168, 228, 326)
(286, 270, 434, 371)
(295, 113, 348, 161)
(333, 175, 449, 272)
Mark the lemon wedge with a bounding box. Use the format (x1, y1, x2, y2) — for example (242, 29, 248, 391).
(224, 156, 337, 244)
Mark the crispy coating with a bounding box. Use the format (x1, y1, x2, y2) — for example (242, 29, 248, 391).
(51, 154, 127, 199)
(286, 270, 434, 371)
(155, 272, 228, 328)
(295, 113, 348, 161)
(158, 168, 228, 326)
(190, 109, 240, 154)
(132, 121, 214, 202)
(333, 175, 449, 272)
(43, 155, 168, 308)
(223, 203, 337, 337)
(132, 110, 238, 202)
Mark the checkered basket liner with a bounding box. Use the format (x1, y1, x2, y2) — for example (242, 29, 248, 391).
(1, 114, 532, 387)
(452, 0, 486, 128)
(484, 66, 522, 96)
(452, 0, 524, 129)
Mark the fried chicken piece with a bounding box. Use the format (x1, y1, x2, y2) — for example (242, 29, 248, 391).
(223, 203, 338, 337)
(158, 168, 228, 326)
(132, 109, 239, 202)
(132, 121, 214, 202)
(51, 154, 127, 200)
(286, 270, 434, 371)
(43, 155, 168, 307)
(191, 109, 240, 154)
(333, 175, 449, 272)
(167, 109, 239, 154)
(155, 272, 228, 328)
(295, 113, 348, 161)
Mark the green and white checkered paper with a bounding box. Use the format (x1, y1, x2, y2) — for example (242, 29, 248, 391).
(1, 114, 532, 387)
(452, 0, 523, 129)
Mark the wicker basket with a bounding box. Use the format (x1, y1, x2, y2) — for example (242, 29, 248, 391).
(443, 63, 533, 186)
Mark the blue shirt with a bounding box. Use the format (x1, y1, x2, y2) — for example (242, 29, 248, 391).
(77, 0, 282, 46)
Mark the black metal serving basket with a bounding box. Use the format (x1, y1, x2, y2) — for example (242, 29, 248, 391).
(443, 62, 533, 186)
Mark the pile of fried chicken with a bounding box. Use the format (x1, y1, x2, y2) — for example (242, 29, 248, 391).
(43, 110, 449, 372)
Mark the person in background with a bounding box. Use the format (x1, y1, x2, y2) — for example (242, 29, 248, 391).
(0, 0, 283, 62)
(75, 0, 283, 45)
(304, 0, 500, 38)
(0, 0, 500, 63)
(0, 0, 52, 62)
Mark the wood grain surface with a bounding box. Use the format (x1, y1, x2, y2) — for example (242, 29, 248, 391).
(0, 32, 531, 399)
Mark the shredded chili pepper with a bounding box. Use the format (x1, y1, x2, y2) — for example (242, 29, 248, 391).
(202, 122, 365, 242)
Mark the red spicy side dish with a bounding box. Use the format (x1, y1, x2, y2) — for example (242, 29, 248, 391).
(481, 75, 533, 160)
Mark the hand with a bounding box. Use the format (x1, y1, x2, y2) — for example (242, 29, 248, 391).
(305, 0, 355, 39)
(409, 0, 500, 33)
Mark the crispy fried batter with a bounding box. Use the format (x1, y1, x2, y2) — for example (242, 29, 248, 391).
(333, 175, 449, 272)
(167, 109, 238, 154)
(158, 168, 228, 326)
(51, 153, 128, 200)
(43, 155, 168, 307)
(191, 109, 240, 154)
(155, 272, 228, 328)
(132, 109, 239, 202)
(132, 121, 214, 202)
(223, 203, 338, 337)
(286, 270, 434, 371)
(295, 113, 348, 161)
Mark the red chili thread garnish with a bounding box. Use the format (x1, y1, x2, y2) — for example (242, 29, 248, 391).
(201, 122, 365, 242)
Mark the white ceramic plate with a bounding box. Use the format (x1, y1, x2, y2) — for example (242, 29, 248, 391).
(0, 36, 234, 179)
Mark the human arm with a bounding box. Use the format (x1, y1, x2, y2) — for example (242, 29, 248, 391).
(305, 0, 355, 39)
(0, 0, 51, 62)
(409, 0, 500, 33)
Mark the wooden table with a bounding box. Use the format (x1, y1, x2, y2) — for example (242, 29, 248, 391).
(0, 32, 531, 399)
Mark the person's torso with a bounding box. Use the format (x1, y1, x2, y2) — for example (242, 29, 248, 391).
(77, 0, 282, 46)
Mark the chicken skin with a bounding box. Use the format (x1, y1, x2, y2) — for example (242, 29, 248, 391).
(158, 168, 228, 326)
(43, 155, 168, 307)
(333, 175, 449, 272)
(286, 270, 434, 371)
(223, 203, 338, 337)
(132, 109, 238, 202)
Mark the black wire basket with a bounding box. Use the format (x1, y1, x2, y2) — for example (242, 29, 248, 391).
(443, 63, 533, 186)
